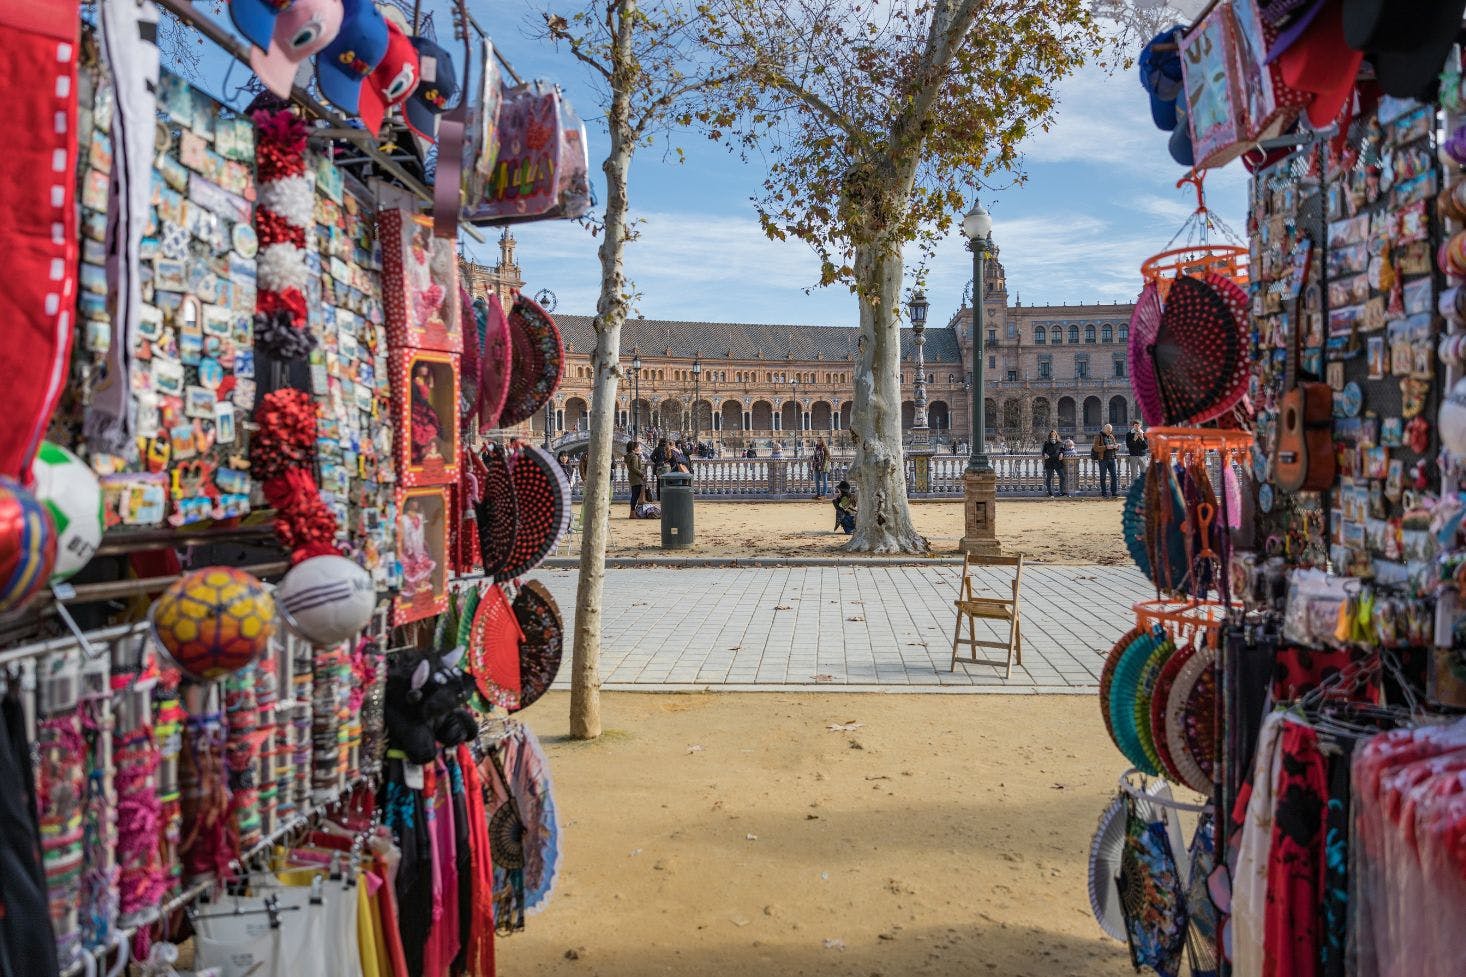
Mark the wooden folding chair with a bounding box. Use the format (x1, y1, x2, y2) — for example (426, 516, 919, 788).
(950, 552, 1023, 678)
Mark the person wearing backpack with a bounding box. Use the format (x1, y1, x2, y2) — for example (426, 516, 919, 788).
(1092, 424, 1120, 498)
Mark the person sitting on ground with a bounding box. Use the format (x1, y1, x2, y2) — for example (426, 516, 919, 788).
(832, 480, 857, 534)
(625, 440, 646, 518)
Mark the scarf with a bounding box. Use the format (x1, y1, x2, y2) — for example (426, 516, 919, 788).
(458, 743, 496, 976)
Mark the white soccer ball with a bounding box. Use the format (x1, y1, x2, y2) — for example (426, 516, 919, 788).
(30, 441, 103, 584)
(276, 555, 377, 645)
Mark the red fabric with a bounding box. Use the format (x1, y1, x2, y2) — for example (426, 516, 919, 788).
(376, 850, 413, 977)
(1262, 721, 1328, 977)
(458, 742, 496, 977)
(0, 3, 79, 479)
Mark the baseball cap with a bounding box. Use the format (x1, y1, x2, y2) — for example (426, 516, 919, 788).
(404, 36, 459, 142)
(230, 0, 293, 52)
(357, 19, 420, 136)
(248, 0, 343, 98)
(315, 0, 389, 117)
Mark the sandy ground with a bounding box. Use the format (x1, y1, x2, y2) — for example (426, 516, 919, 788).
(506, 691, 1137, 977)
(565, 499, 1128, 565)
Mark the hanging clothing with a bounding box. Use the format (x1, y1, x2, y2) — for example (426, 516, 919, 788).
(1262, 719, 1328, 977)
(0, 693, 58, 977)
(1230, 711, 1285, 977)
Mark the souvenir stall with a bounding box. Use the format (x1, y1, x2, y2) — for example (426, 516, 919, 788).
(1088, 3, 1466, 976)
(0, 0, 589, 974)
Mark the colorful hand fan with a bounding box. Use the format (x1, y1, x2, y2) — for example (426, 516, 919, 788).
(1134, 637, 1176, 775)
(1101, 627, 1145, 746)
(510, 581, 563, 713)
(477, 295, 512, 428)
(1148, 275, 1250, 427)
(1165, 644, 1218, 796)
(1149, 644, 1196, 786)
(496, 445, 570, 582)
(1128, 283, 1166, 427)
(1109, 630, 1161, 775)
(474, 443, 517, 579)
(498, 293, 563, 428)
(469, 583, 523, 709)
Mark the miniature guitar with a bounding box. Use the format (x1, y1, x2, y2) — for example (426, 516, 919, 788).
(1274, 235, 1335, 493)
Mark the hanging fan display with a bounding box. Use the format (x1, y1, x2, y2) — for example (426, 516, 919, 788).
(1128, 283, 1167, 428)
(1149, 275, 1251, 427)
(498, 294, 563, 428)
(1109, 630, 1163, 776)
(1118, 790, 1190, 977)
(1149, 644, 1196, 786)
(486, 723, 560, 926)
(477, 294, 513, 429)
(1101, 627, 1145, 744)
(1089, 795, 1129, 942)
(1123, 477, 1153, 579)
(1145, 463, 1194, 595)
(474, 443, 518, 579)
(497, 445, 571, 582)
(1185, 813, 1220, 977)
(1165, 644, 1219, 796)
(468, 583, 523, 710)
(510, 581, 563, 713)
(1134, 637, 1177, 775)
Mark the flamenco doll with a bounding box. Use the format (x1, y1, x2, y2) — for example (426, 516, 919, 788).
(410, 364, 445, 464)
(400, 499, 438, 597)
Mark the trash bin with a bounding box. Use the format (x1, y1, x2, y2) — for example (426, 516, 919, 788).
(659, 472, 694, 549)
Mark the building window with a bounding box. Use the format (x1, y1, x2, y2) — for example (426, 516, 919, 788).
(1076, 356, 1089, 379)
(1038, 356, 1052, 379)
(1119, 324, 1129, 342)
(1113, 356, 1125, 378)
(1034, 325, 1046, 344)
(1085, 324, 1096, 343)
(1101, 324, 1113, 343)
(1006, 370, 1018, 381)
(1068, 325, 1079, 344)
(987, 328, 997, 344)
(988, 355, 996, 369)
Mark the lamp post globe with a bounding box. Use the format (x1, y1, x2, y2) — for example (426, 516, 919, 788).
(959, 199, 1000, 557)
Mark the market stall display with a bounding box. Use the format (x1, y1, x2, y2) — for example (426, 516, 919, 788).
(1087, 7, 1466, 976)
(0, 1, 579, 973)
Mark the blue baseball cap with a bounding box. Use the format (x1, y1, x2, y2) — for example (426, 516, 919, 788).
(315, 0, 389, 116)
(231, 0, 294, 51)
(404, 36, 459, 141)
(1138, 26, 1185, 132)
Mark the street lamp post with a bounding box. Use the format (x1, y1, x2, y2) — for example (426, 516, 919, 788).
(692, 356, 702, 449)
(544, 400, 553, 449)
(908, 289, 931, 445)
(960, 201, 1000, 555)
(631, 349, 642, 442)
(791, 376, 799, 455)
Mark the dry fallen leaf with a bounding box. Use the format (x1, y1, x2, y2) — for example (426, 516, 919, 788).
(826, 721, 864, 731)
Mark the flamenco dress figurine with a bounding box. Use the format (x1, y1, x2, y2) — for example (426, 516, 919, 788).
(410, 365, 445, 464)
(400, 502, 437, 596)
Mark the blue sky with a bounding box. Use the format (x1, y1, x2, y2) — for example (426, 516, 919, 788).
(471, 1, 1251, 326)
(182, 0, 1248, 327)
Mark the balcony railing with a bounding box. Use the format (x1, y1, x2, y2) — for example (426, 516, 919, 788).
(570, 454, 1139, 501)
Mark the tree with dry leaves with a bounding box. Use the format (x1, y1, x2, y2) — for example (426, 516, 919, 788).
(696, 0, 1104, 553)
(541, 0, 740, 739)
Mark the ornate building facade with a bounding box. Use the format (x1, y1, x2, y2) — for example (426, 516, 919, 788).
(463, 233, 1140, 450)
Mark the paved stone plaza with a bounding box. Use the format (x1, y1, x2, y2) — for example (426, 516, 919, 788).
(539, 563, 1149, 692)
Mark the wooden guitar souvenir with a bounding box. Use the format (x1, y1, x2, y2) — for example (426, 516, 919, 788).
(1275, 236, 1335, 493)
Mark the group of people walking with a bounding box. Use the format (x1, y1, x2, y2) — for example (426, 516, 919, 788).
(623, 437, 694, 517)
(1041, 420, 1148, 498)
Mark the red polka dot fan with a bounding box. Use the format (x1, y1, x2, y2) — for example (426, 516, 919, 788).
(496, 444, 572, 582)
(1147, 274, 1251, 427)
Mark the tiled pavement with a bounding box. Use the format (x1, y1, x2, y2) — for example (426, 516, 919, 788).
(538, 563, 1149, 692)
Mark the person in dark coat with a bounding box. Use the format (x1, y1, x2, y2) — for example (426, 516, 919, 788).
(1042, 428, 1067, 497)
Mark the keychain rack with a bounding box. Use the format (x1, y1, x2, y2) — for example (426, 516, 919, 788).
(59, 774, 374, 977)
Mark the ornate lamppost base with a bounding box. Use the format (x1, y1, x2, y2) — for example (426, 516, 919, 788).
(959, 470, 1002, 556)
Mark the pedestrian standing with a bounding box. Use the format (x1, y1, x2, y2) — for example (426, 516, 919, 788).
(811, 438, 831, 498)
(651, 438, 670, 499)
(1092, 423, 1120, 498)
(625, 440, 645, 517)
(1125, 420, 1149, 480)
(1041, 428, 1067, 497)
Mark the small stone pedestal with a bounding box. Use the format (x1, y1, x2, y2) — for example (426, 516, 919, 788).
(960, 470, 1001, 556)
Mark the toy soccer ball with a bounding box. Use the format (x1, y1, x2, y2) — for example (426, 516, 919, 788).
(277, 554, 377, 646)
(152, 567, 275, 680)
(30, 441, 103, 584)
(0, 476, 55, 614)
